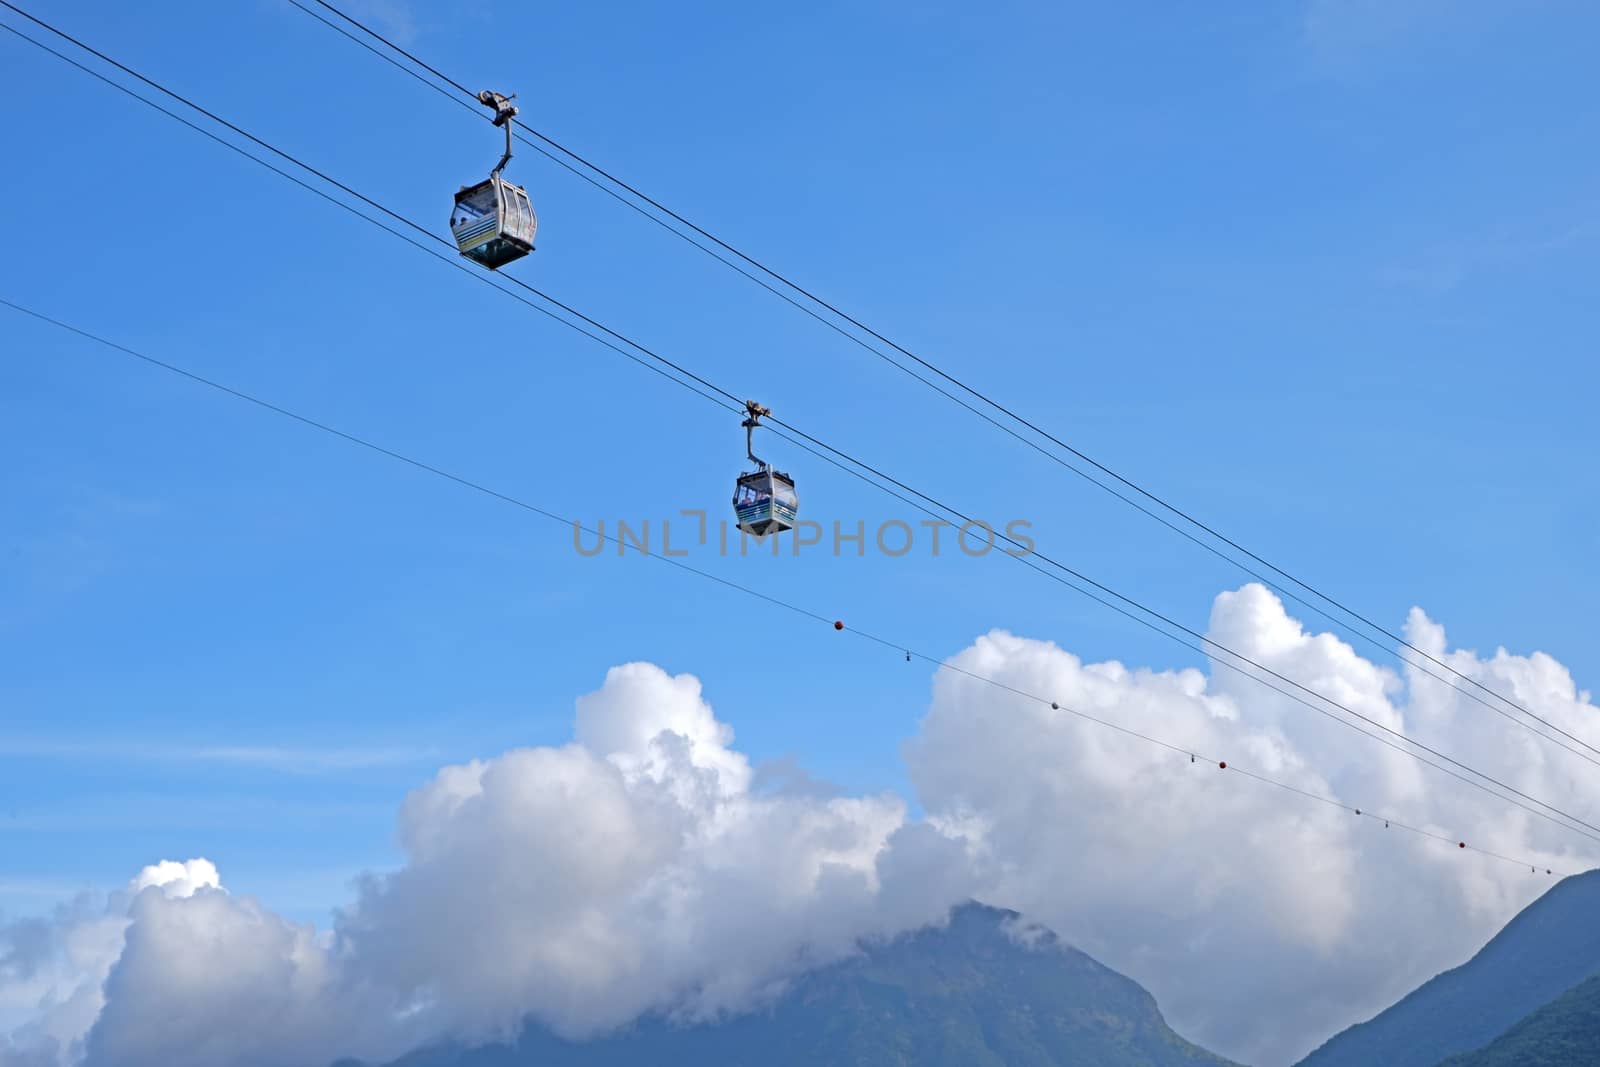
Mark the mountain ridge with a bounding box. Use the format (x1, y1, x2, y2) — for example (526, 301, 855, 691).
(348, 901, 1239, 1067)
(1297, 869, 1600, 1067)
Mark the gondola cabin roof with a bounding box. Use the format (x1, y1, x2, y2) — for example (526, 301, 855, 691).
(736, 468, 795, 487)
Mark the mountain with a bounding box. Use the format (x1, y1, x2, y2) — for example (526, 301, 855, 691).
(1297, 869, 1600, 1067)
(1438, 971, 1600, 1066)
(352, 902, 1238, 1067)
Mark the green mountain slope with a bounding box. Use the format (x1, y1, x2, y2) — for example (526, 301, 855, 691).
(1298, 870, 1600, 1067)
(1437, 971, 1600, 1066)
(355, 902, 1238, 1067)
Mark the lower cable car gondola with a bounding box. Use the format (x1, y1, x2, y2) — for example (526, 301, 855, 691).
(450, 90, 537, 270)
(733, 400, 798, 537)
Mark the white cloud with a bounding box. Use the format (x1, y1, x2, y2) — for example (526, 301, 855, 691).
(1304, 0, 1451, 57)
(339, 0, 420, 46)
(0, 742, 435, 774)
(82, 890, 406, 1067)
(1378, 222, 1597, 294)
(2, 588, 1597, 1067)
(127, 861, 220, 900)
(1301, 0, 1512, 72)
(336, 662, 956, 1045)
(906, 585, 1599, 1065)
(0, 863, 226, 1065)
(4, 662, 966, 1067)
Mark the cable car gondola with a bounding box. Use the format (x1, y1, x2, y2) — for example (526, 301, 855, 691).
(733, 400, 797, 537)
(450, 90, 537, 270)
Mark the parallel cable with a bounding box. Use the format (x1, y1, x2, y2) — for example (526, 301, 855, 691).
(291, 0, 1600, 765)
(763, 414, 1600, 843)
(1, 295, 1571, 879)
(3, 7, 1598, 844)
(0, 1, 744, 415)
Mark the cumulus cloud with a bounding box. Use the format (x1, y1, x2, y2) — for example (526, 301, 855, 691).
(907, 585, 1599, 1064)
(127, 860, 219, 899)
(4, 662, 968, 1067)
(336, 662, 958, 1045)
(3, 586, 1597, 1067)
(0, 860, 223, 1066)
(83, 889, 405, 1067)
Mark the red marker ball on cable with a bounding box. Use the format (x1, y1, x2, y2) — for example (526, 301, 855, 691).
(834, 620, 844, 631)
(1218, 761, 1227, 770)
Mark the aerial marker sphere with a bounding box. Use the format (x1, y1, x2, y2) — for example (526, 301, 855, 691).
(1051, 702, 1059, 710)
(834, 620, 844, 630)
(1218, 761, 1227, 770)
(1355, 808, 1362, 815)
(1459, 842, 1466, 849)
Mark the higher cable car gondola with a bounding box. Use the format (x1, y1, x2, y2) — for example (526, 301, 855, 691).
(733, 400, 798, 537)
(450, 90, 537, 270)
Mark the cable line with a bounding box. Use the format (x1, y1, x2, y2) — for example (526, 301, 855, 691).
(290, 0, 1600, 766)
(3, 6, 1598, 844)
(1, 294, 1571, 880)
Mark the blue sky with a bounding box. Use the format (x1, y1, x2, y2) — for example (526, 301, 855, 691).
(2, 0, 1598, 935)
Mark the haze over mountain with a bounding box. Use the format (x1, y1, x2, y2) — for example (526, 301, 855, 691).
(1297, 870, 1600, 1067)
(348, 903, 1238, 1067)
